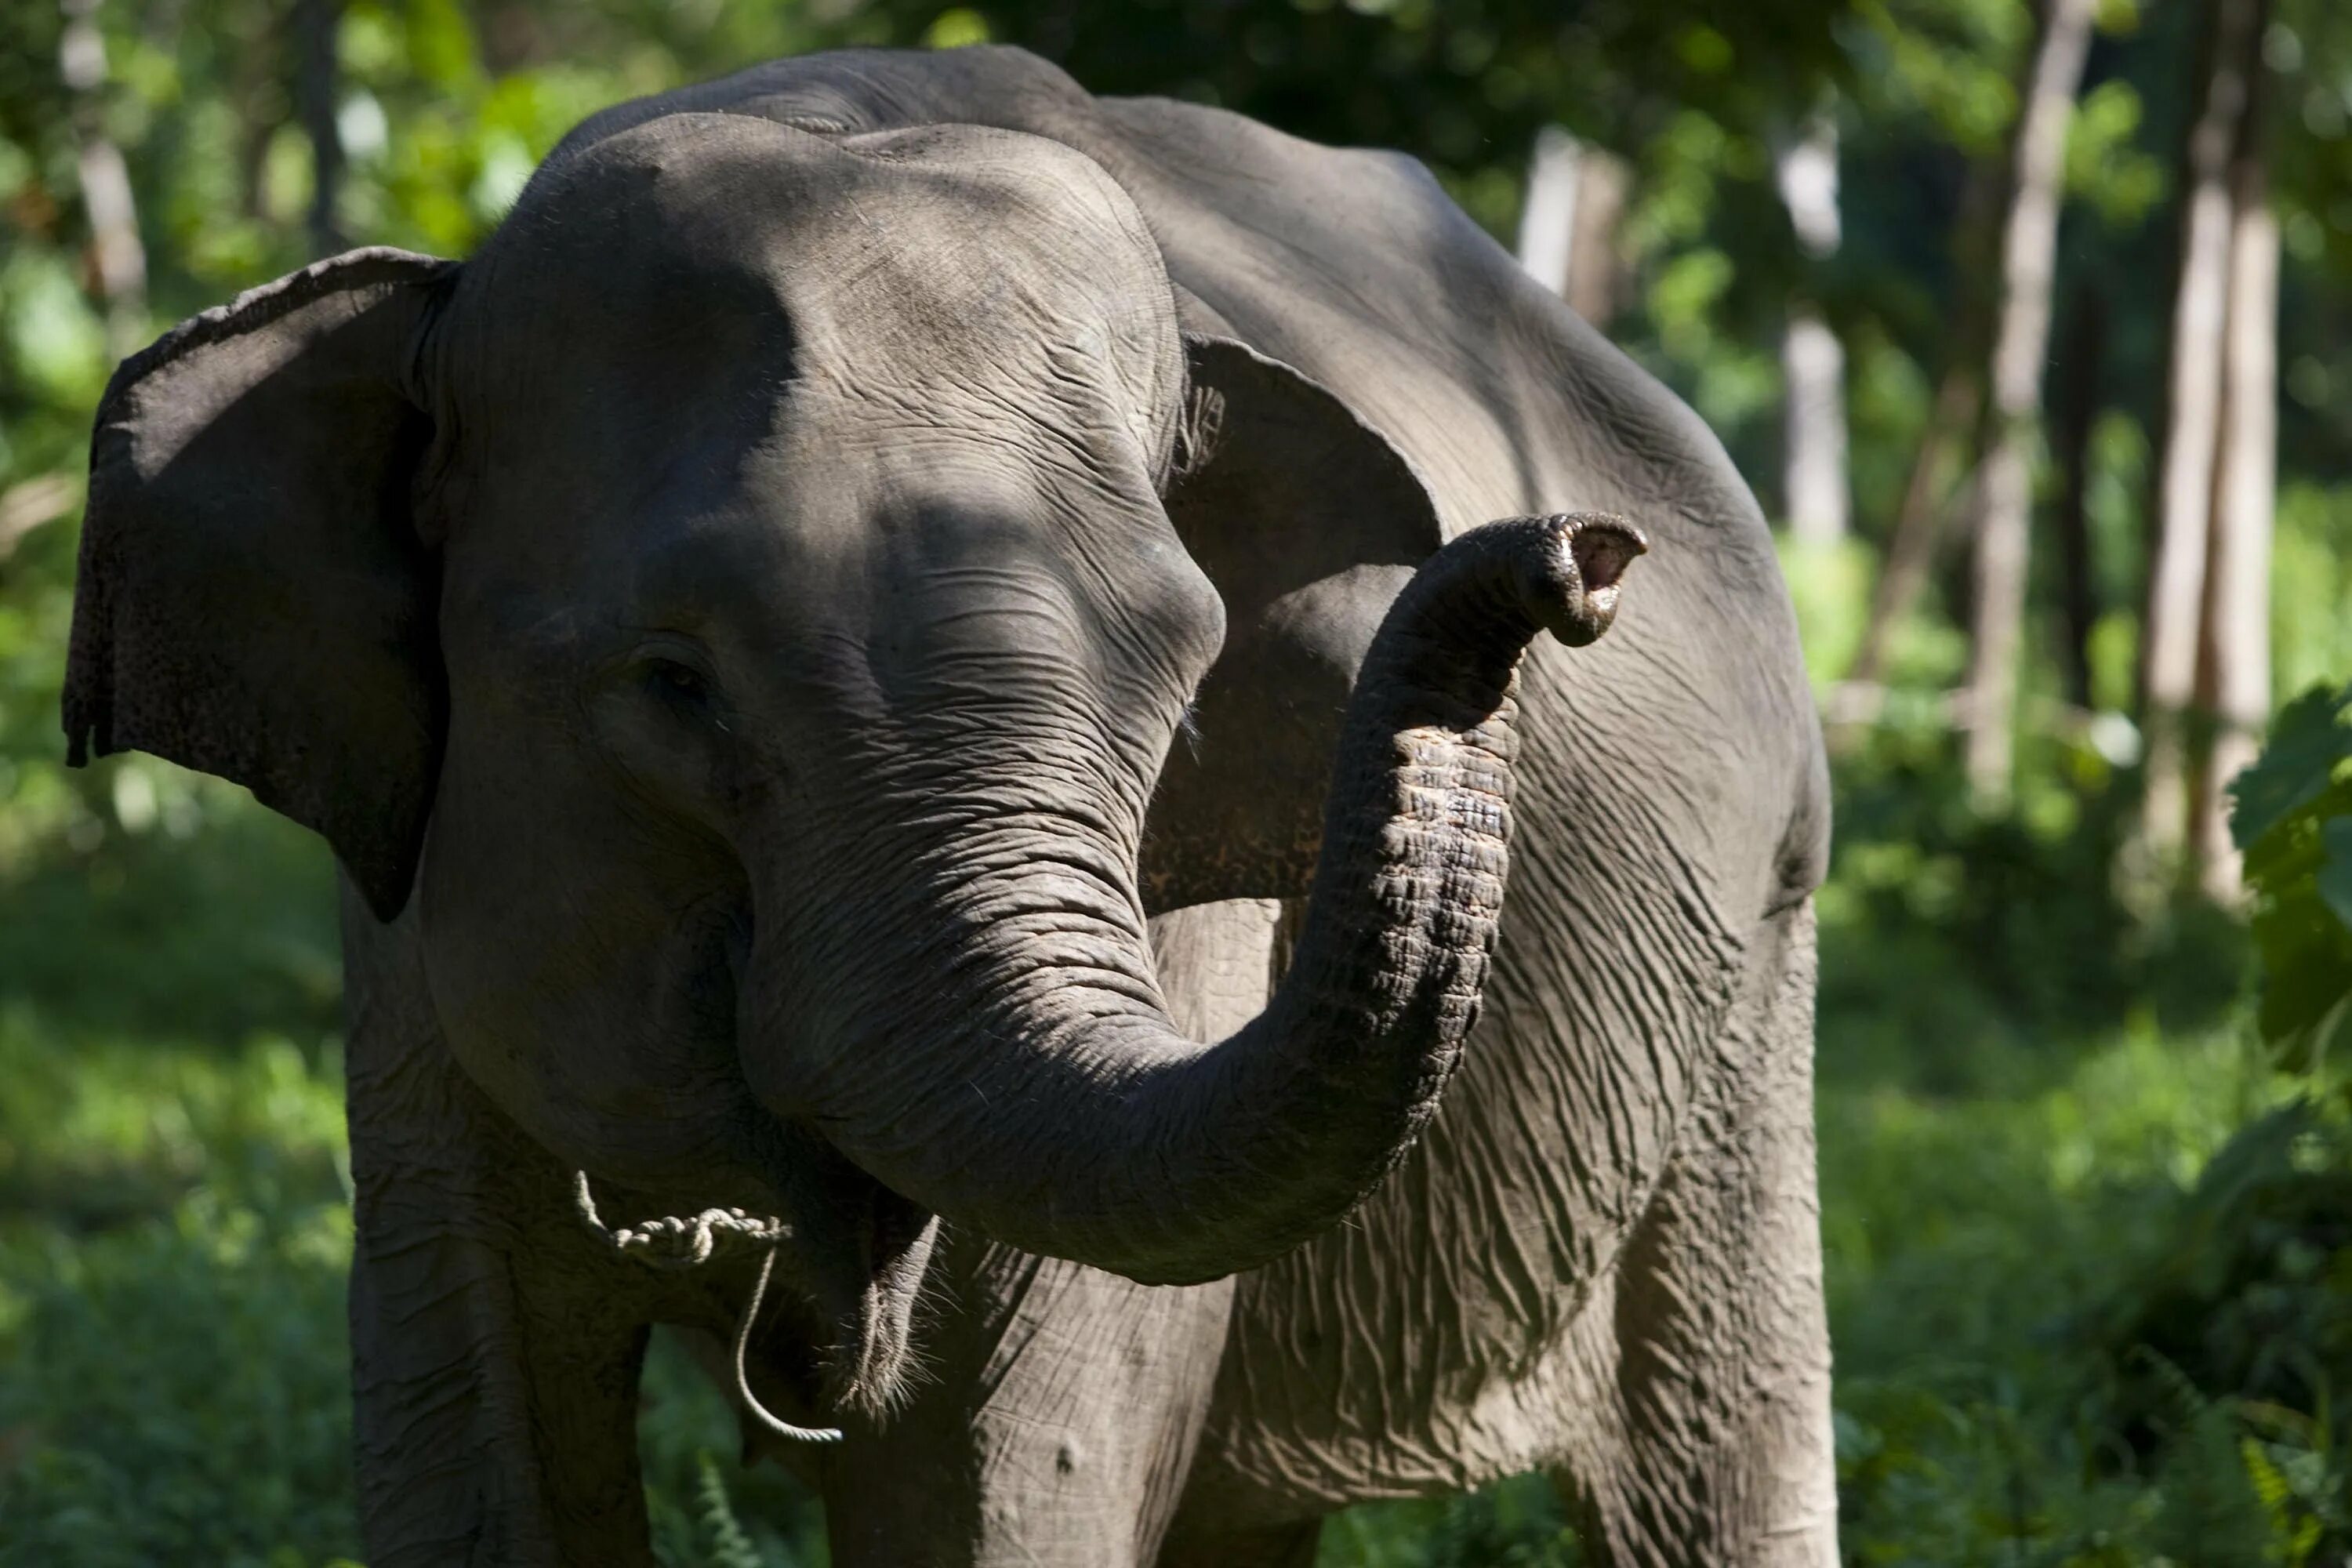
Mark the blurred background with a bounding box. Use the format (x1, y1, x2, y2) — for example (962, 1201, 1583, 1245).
(2, 0, 2350, 1563)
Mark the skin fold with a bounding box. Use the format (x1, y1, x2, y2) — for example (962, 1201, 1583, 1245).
(64, 45, 1834, 1567)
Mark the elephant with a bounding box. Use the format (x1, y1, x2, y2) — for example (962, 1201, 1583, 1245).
(62, 43, 1835, 1568)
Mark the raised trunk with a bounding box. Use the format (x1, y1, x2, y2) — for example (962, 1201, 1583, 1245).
(756, 514, 1642, 1286)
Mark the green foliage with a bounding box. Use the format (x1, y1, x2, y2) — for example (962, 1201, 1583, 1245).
(1320, 1472, 1579, 1566)
(640, 1331, 829, 1568)
(2233, 684, 2352, 1084)
(0, 1018, 359, 1567)
(2087, 1105, 2352, 1565)
(694, 1450, 767, 1568)
(1821, 716, 2249, 1094)
(2273, 487, 2352, 702)
(1820, 1024, 2332, 1566)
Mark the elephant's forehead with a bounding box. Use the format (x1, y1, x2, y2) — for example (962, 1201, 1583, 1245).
(459, 111, 1180, 431)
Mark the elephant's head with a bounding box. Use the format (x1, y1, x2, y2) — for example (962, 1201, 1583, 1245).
(64, 115, 1640, 1414)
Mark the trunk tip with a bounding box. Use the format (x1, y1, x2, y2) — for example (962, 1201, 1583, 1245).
(1515, 512, 1647, 647)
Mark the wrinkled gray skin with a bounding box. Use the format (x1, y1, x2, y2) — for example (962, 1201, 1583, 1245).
(63, 46, 1833, 1568)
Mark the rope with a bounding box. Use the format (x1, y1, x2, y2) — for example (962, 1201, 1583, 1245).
(570, 1170, 793, 1265)
(572, 1171, 844, 1444)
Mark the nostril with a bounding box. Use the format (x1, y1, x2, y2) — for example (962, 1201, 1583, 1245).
(1568, 515, 1646, 595)
(1483, 513, 1647, 648)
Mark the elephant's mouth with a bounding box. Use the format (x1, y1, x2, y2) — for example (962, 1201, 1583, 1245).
(764, 1132, 939, 1419)
(704, 902, 942, 1421)
(580, 1126, 936, 1428)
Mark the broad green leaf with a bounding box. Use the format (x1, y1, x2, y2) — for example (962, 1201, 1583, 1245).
(2320, 818, 2352, 934)
(2231, 684, 2352, 851)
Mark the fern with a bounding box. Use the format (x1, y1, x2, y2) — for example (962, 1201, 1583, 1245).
(694, 1451, 765, 1568)
(2238, 1437, 2324, 1568)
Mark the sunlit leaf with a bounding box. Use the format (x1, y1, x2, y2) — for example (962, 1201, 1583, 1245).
(2233, 684, 2352, 851)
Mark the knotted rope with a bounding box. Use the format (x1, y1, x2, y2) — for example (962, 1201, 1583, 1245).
(572, 1171, 844, 1444)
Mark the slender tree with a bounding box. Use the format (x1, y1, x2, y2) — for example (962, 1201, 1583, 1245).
(1844, 143, 2001, 693)
(1518, 125, 1581, 299)
(2190, 115, 2279, 900)
(2053, 283, 2108, 712)
(1777, 114, 1849, 546)
(2139, 0, 2270, 867)
(1562, 148, 1630, 328)
(1963, 0, 2100, 805)
(59, 0, 146, 358)
(296, 0, 348, 256)
(1517, 127, 1631, 327)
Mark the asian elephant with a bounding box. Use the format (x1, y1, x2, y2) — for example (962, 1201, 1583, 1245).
(62, 44, 1835, 1568)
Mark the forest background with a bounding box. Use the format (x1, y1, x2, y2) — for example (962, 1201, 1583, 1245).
(3, 0, 2351, 1562)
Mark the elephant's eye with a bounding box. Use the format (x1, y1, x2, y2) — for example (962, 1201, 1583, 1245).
(645, 658, 714, 714)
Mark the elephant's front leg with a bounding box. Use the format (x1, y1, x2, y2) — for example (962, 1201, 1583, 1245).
(341, 884, 659, 1568)
(1563, 903, 1838, 1567)
(818, 1236, 1236, 1566)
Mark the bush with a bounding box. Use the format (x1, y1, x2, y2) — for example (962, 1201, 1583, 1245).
(0, 1021, 358, 1568)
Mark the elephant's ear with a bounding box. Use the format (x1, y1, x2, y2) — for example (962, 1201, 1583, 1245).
(1143, 332, 1445, 912)
(64, 248, 453, 921)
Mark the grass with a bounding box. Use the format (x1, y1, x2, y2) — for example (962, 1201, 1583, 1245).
(0, 1008, 829, 1568)
(0, 949, 2310, 1565)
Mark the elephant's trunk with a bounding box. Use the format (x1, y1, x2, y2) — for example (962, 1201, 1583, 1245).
(753, 513, 1644, 1287)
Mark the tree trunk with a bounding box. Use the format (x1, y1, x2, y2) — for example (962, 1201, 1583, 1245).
(2138, 0, 2269, 868)
(1518, 125, 1580, 299)
(295, 0, 346, 255)
(2190, 144, 2278, 902)
(1962, 0, 2100, 807)
(0, 474, 80, 564)
(1564, 149, 1629, 328)
(2053, 283, 2107, 711)
(1845, 370, 1980, 693)
(1777, 117, 1849, 546)
(59, 0, 147, 359)
(1516, 127, 1629, 328)
(1846, 157, 2001, 692)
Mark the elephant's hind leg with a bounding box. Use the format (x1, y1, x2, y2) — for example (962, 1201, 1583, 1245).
(1563, 901, 1838, 1567)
